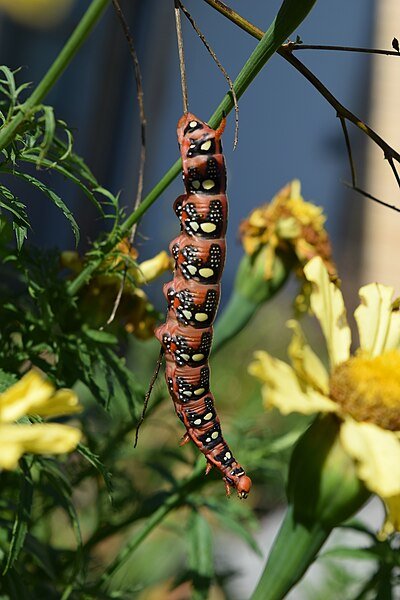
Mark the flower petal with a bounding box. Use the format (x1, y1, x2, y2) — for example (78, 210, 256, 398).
(249, 351, 337, 415)
(0, 371, 81, 422)
(0, 371, 53, 422)
(354, 284, 400, 356)
(381, 495, 400, 536)
(287, 320, 329, 395)
(304, 257, 351, 367)
(340, 419, 400, 498)
(134, 251, 172, 284)
(0, 423, 81, 469)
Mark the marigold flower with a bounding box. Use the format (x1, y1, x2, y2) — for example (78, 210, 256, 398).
(240, 180, 337, 312)
(249, 256, 400, 534)
(0, 370, 82, 469)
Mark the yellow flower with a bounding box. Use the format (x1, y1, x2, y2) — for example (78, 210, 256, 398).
(0, 0, 74, 27)
(0, 370, 82, 469)
(249, 256, 400, 534)
(240, 180, 337, 311)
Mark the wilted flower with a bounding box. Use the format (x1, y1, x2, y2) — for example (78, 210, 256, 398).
(0, 370, 82, 469)
(240, 180, 337, 312)
(61, 244, 172, 339)
(249, 256, 400, 534)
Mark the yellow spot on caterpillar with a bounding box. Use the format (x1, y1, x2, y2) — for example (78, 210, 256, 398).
(200, 140, 212, 151)
(189, 120, 198, 127)
(187, 265, 197, 275)
(182, 310, 192, 320)
(194, 387, 205, 396)
(200, 222, 217, 233)
(180, 353, 190, 361)
(192, 180, 201, 190)
(202, 179, 215, 190)
(199, 268, 213, 278)
(183, 391, 192, 397)
(189, 221, 199, 231)
(194, 418, 202, 425)
(211, 431, 219, 439)
(195, 313, 208, 322)
(192, 353, 205, 362)
(204, 412, 213, 420)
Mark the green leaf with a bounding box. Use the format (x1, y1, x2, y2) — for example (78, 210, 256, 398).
(187, 509, 214, 600)
(2, 460, 34, 574)
(0, 183, 30, 248)
(82, 326, 118, 345)
(0, 369, 17, 392)
(38, 105, 56, 163)
(77, 443, 113, 501)
(5, 169, 80, 245)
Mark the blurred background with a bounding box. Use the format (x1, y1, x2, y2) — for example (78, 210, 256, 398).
(1, 0, 399, 597)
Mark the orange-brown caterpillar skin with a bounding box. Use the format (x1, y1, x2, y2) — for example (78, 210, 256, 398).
(155, 113, 251, 499)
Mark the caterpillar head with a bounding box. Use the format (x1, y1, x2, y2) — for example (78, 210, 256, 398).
(236, 475, 252, 499)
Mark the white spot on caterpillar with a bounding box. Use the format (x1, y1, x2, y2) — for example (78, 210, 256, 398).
(200, 140, 212, 151)
(204, 412, 213, 420)
(187, 265, 197, 275)
(192, 353, 205, 362)
(195, 312, 208, 322)
(180, 353, 190, 361)
(192, 180, 201, 190)
(194, 387, 205, 396)
(183, 391, 192, 397)
(206, 437, 211, 443)
(224, 452, 231, 460)
(202, 179, 215, 190)
(200, 222, 217, 233)
(193, 418, 202, 425)
(182, 310, 192, 320)
(189, 143, 196, 148)
(189, 120, 198, 127)
(199, 268, 213, 278)
(211, 431, 219, 439)
(189, 221, 199, 231)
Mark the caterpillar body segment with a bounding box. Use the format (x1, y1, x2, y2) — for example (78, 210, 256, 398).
(155, 113, 252, 499)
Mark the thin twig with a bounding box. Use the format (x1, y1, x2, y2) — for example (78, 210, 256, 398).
(134, 347, 165, 448)
(104, 0, 147, 328)
(387, 156, 400, 191)
(203, 0, 400, 211)
(178, 0, 239, 148)
(339, 116, 357, 187)
(288, 43, 400, 57)
(344, 182, 400, 214)
(174, 0, 189, 113)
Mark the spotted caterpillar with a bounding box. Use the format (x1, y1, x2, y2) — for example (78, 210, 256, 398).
(155, 113, 252, 499)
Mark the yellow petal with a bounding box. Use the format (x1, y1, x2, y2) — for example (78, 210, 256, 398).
(0, 423, 81, 469)
(340, 419, 400, 498)
(134, 251, 172, 284)
(354, 284, 400, 357)
(304, 257, 351, 367)
(249, 351, 337, 415)
(287, 320, 329, 395)
(381, 495, 400, 536)
(0, 371, 53, 422)
(0, 371, 81, 422)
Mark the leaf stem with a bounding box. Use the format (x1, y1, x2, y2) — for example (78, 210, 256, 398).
(0, 0, 110, 151)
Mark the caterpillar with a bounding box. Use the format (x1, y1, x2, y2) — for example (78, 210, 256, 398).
(155, 113, 252, 499)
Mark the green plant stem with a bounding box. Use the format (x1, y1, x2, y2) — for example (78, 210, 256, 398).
(67, 0, 318, 296)
(100, 458, 205, 582)
(250, 505, 330, 600)
(0, 0, 110, 151)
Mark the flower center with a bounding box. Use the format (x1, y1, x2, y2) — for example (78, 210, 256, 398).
(329, 350, 400, 431)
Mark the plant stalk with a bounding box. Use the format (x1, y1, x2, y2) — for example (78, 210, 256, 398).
(250, 505, 330, 600)
(0, 0, 110, 151)
(68, 0, 318, 295)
